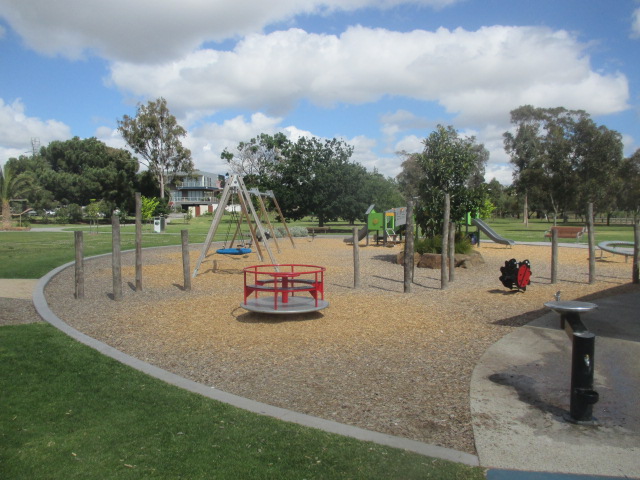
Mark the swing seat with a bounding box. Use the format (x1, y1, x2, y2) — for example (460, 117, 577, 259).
(217, 248, 252, 255)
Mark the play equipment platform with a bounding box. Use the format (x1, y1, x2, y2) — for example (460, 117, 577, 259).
(598, 241, 635, 261)
(242, 264, 328, 314)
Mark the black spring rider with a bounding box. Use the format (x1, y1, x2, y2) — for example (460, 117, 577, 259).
(499, 259, 532, 292)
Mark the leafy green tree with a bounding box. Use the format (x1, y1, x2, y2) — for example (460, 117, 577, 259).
(504, 105, 624, 223)
(1, 165, 32, 229)
(486, 178, 519, 218)
(6, 153, 54, 209)
(10, 137, 139, 211)
(221, 132, 288, 182)
(406, 125, 488, 237)
(396, 152, 422, 199)
(136, 169, 161, 198)
(118, 97, 193, 199)
(361, 169, 405, 215)
(619, 149, 640, 219)
(140, 196, 160, 222)
(572, 117, 624, 221)
(266, 137, 356, 226)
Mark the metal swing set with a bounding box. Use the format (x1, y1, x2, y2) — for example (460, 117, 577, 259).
(192, 175, 294, 277)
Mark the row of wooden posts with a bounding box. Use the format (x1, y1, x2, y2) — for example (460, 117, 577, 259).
(350, 198, 640, 292)
(74, 193, 193, 300)
(75, 194, 639, 301)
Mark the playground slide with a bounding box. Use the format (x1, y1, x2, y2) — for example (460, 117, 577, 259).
(471, 218, 515, 246)
(343, 225, 368, 243)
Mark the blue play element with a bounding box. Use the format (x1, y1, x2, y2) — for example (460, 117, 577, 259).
(216, 248, 251, 255)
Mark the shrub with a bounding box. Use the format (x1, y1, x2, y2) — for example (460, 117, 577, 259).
(415, 232, 473, 255)
(56, 204, 83, 224)
(274, 226, 308, 237)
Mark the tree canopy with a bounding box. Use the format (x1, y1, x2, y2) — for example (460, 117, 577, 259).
(223, 134, 402, 226)
(1, 165, 32, 229)
(401, 125, 488, 237)
(118, 97, 193, 198)
(504, 105, 624, 221)
(6, 137, 139, 213)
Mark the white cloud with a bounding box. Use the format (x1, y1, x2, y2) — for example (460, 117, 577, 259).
(631, 7, 640, 38)
(108, 25, 629, 129)
(0, 98, 71, 152)
(0, 0, 459, 63)
(394, 135, 423, 155)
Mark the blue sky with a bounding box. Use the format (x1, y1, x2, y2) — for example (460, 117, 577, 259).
(1, 0, 639, 185)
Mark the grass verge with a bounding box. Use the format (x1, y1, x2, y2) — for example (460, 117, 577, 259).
(0, 323, 484, 480)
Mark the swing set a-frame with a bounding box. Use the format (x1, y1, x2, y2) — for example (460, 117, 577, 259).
(192, 175, 295, 277)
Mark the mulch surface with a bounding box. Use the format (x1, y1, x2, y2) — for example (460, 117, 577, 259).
(35, 237, 637, 454)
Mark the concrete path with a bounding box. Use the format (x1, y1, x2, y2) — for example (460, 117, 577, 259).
(472, 292, 640, 478)
(0, 279, 38, 299)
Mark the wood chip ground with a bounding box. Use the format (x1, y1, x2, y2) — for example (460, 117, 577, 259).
(43, 237, 638, 454)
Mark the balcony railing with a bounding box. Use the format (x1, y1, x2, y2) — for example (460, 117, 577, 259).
(170, 195, 218, 204)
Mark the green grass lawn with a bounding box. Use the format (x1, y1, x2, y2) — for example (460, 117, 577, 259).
(0, 323, 484, 480)
(2, 216, 636, 278)
(478, 218, 636, 243)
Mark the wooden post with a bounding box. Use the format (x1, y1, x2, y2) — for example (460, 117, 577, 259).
(441, 193, 450, 290)
(404, 200, 414, 293)
(448, 221, 456, 282)
(135, 192, 142, 291)
(353, 227, 360, 289)
(633, 221, 639, 284)
(181, 229, 191, 292)
(112, 213, 122, 301)
(587, 203, 596, 284)
(551, 228, 558, 284)
(74, 231, 84, 299)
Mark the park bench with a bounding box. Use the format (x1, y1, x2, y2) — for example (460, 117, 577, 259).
(544, 226, 586, 242)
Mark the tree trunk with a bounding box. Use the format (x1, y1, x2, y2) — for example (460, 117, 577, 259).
(159, 171, 165, 199)
(441, 194, 450, 290)
(587, 203, 596, 284)
(523, 193, 528, 227)
(1, 200, 11, 229)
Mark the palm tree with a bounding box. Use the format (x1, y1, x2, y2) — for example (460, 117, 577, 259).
(1, 165, 31, 230)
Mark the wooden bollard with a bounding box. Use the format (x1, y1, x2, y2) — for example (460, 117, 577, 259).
(551, 228, 558, 284)
(112, 213, 122, 301)
(441, 193, 450, 290)
(448, 221, 455, 282)
(74, 231, 84, 299)
(135, 192, 142, 291)
(633, 221, 639, 284)
(181, 230, 191, 292)
(587, 202, 596, 284)
(403, 200, 414, 293)
(353, 227, 360, 289)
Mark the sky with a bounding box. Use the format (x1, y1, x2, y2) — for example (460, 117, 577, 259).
(1, 0, 639, 185)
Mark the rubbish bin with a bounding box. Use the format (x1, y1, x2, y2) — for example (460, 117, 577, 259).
(153, 216, 165, 233)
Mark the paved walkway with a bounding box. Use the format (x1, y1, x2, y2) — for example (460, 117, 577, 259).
(472, 292, 640, 478)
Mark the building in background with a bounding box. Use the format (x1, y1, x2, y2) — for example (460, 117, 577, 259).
(169, 170, 224, 217)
